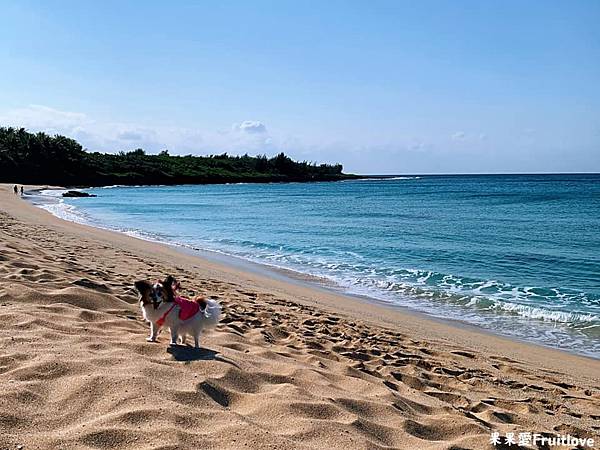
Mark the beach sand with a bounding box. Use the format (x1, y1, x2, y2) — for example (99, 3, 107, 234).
(0, 184, 599, 449)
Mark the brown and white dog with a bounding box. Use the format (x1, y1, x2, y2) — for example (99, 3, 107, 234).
(135, 275, 221, 348)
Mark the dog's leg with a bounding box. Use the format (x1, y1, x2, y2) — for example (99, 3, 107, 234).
(147, 322, 158, 342)
(194, 332, 201, 349)
(169, 327, 179, 346)
(180, 334, 186, 345)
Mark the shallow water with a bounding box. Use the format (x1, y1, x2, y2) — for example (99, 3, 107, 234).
(30, 174, 600, 357)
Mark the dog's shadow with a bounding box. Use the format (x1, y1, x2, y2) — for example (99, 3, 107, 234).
(167, 345, 216, 361)
(167, 345, 239, 367)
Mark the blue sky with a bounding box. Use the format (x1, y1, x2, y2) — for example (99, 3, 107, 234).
(1, 0, 599, 174)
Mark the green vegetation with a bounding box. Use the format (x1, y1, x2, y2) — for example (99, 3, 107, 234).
(0, 127, 357, 186)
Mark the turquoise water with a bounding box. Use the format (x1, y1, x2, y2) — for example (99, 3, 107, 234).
(33, 174, 600, 357)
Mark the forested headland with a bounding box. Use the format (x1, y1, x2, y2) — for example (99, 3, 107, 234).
(0, 127, 358, 186)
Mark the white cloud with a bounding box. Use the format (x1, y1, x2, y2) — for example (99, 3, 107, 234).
(0, 105, 275, 154)
(1, 104, 90, 134)
(0, 104, 472, 173)
(408, 139, 427, 152)
(117, 130, 147, 141)
(451, 131, 488, 142)
(233, 120, 267, 134)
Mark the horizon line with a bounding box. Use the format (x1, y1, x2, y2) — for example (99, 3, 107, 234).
(359, 172, 600, 177)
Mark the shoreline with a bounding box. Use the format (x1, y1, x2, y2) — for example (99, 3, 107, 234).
(26, 185, 600, 360)
(154, 243, 600, 364)
(8, 184, 600, 373)
(1, 183, 599, 449)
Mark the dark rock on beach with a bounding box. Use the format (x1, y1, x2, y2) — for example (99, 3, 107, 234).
(62, 190, 97, 198)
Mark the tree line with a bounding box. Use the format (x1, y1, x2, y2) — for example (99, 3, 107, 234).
(0, 127, 357, 186)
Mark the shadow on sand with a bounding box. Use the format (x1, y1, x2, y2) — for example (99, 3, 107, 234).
(167, 345, 240, 367)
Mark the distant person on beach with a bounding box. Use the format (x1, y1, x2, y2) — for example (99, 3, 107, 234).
(13, 185, 18, 195)
(20, 186, 24, 195)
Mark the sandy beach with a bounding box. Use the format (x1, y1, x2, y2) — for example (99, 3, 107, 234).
(0, 184, 598, 450)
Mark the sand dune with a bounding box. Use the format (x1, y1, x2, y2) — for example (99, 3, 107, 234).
(0, 186, 599, 449)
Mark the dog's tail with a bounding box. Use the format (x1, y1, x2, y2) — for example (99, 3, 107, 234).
(200, 298, 221, 327)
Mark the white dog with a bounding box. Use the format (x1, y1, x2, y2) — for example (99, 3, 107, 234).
(135, 276, 220, 348)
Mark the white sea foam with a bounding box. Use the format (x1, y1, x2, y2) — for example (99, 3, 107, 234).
(38, 188, 70, 197)
(37, 199, 90, 225)
(488, 300, 599, 323)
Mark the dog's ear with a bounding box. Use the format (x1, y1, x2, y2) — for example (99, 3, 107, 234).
(134, 280, 152, 295)
(162, 275, 176, 302)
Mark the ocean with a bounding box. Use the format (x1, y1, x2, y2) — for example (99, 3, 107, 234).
(30, 174, 600, 357)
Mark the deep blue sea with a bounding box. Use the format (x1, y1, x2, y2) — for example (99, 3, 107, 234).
(31, 174, 600, 357)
